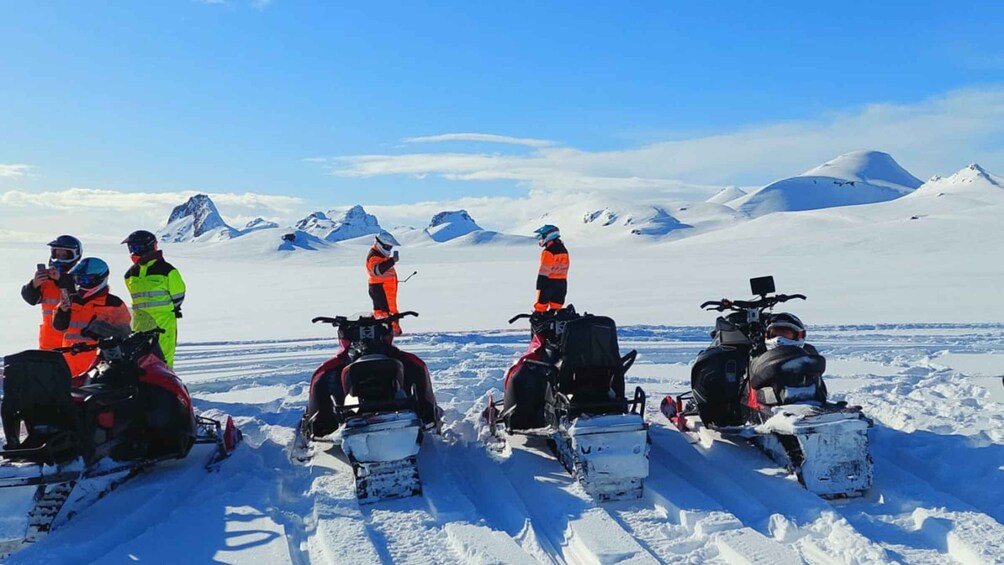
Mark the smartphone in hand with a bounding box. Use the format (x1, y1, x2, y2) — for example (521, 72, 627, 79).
(37, 263, 46, 272)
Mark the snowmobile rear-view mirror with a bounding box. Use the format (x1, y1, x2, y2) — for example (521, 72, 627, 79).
(750, 276, 775, 297)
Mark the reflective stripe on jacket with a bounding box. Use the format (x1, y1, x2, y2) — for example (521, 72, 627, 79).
(366, 246, 397, 284)
(31, 279, 66, 350)
(124, 252, 186, 315)
(52, 289, 131, 376)
(537, 239, 569, 281)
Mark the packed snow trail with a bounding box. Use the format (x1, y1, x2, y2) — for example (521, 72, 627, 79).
(1, 324, 1001, 564)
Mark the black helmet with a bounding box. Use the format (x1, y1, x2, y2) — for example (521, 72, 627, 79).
(47, 235, 82, 272)
(122, 230, 158, 255)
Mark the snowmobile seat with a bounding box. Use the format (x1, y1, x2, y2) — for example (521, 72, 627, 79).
(556, 316, 629, 409)
(341, 354, 405, 404)
(748, 345, 827, 406)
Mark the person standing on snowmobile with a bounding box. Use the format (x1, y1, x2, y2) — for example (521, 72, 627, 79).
(366, 233, 403, 335)
(122, 230, 186, 368)
(533, 225, 569, 312)
(21, 235, 82, 350)
(52, 257, 132, 376)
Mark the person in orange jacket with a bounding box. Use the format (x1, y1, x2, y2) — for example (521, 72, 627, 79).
(52, 257, 131, 376)
(21, 235, 82, 350)
(532, 225, 569, 312)
(366, 233, 403, 335)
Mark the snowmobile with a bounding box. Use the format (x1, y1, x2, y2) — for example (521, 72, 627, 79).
(0, 315, 241, 557)
(297, 311, 439, 504)
(482, 305, 650, 501)
(661, 276, 873, 498)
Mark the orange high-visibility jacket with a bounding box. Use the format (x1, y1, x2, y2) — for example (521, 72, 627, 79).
(21, 277, 66, 350)
(536, 239, 569, 284)
(366, 246, 397, 284)
(52, 288, 131, 376)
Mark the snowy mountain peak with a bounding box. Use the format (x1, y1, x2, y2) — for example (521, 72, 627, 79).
(242, 217, 279, 234)
(913, 163, 1004, 200)
(293, 205, 383, 242)
(730, 151, 922, 217)
(800, 150, 922, 190)
(425, 210, 483, 242)
(160, 194, 239, 242)
(706, 186, 747, 205)
(956, 163, 1000, 184)
(583, 208, 619, 226)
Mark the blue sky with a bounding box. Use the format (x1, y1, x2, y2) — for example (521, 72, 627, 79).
(2, 0, 1004, 218)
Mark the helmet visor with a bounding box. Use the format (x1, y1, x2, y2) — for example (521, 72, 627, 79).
(50, 247, 77, 261)
(766, 325, 802, 340)
(127, 241, 151, 254)
(73, 274, 102, 288)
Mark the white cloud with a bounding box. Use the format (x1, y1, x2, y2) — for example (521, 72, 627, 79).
(313, 87, 1004, 196)
(402, 133, 555, 148)
(0, 188, 301, 212)
(0, 164, 33, 178)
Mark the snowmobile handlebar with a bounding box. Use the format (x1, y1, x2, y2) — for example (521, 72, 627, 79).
(508, 313, 533, 324)
(54, 327, 166, 355)
(312, 311, 419, 328)
(700, 293, 806, 312)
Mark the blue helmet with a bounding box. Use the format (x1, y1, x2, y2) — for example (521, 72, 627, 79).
(47, 235, 82, 272)
(533, 224, 560, 247)
(68, 257, 110, 291)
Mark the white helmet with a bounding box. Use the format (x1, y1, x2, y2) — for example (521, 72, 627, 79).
(374, 232, 400, 255)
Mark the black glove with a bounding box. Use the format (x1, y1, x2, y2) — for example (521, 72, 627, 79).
(174, 306, 183, 319)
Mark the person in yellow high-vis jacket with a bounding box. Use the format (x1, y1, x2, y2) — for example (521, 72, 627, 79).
(122, 230, 186, 368)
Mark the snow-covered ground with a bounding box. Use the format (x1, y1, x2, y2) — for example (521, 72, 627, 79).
(0, 323, 1000, 564)
(0, 153, 1002, 563)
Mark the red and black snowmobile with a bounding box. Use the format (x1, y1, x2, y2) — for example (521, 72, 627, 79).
(662, 276, 873, 498)
(483, 305, 650, 501)
(0, 315, 240, 557)
(296, 311, 440, 504)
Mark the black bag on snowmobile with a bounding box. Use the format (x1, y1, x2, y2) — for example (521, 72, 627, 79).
(748, 345, 827, 406)
(556, 315, 627, 407)
(690, 345, 747, 427)
(710, 315, 753, 348)
(1, 350, 79, 459)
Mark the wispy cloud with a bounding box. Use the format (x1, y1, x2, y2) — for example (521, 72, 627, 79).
(0, 164, 33, 178)
(402, 133, 555, 148)
(0, 188, 301, 212)
(311, 87, 1004, 197)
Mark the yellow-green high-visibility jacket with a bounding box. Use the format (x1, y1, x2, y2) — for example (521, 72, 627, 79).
(124, 251, 186, 367)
